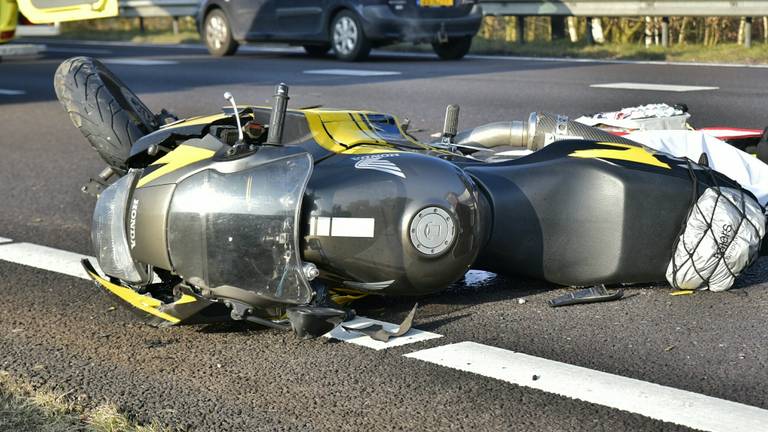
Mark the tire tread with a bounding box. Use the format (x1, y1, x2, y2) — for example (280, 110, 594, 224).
(54, 57, 156, 172)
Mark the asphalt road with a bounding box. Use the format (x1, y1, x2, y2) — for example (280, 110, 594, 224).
(2, 39, 768, 432)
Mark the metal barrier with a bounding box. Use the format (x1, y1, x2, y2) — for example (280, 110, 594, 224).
(478, 0, 768, 17)
(119, 0, 198, 18)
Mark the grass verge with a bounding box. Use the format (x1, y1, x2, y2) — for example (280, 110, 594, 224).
(0, 370, 169, 432)
(60, 18, 200, 45)
(467, 39, 768, 64)
(58, 17, 768, 64)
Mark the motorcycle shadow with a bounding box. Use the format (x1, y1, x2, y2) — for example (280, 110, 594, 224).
(351, 270, 558, 327)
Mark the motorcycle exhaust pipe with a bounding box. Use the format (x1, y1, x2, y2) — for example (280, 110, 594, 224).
(455, 112, 639, 151)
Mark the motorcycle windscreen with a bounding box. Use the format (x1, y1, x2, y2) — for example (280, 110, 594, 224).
(167, 153, 314, 305)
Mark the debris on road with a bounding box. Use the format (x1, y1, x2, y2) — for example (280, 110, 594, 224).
(548, 286, 624, 308)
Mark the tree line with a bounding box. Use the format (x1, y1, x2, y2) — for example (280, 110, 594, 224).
(479, 16, 768, 45)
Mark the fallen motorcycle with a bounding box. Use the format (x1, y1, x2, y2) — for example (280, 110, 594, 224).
(55, 57, 767, 339)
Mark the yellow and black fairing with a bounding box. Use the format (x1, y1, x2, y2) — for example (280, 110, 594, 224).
(81, 259, 228, 327)
(459, 140, 747, 287)
(127, 107, 437, 169)
(118, 106, 484, 303)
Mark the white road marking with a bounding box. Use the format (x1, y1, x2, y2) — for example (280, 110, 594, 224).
(590, 82, 719, 92)
(304, 69, 401, 77)
(405, 342, 768, 432)
(1, 233, 766, 424)
(0, 242, 94, 280)
(0, 237, 437, 349)
(327, 316, 442, 350)
(102, 58, 178, 66)
(43, 46, 112, 55)
(0, 89, 26, 96)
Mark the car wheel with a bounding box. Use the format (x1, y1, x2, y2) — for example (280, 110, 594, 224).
(330, 11, 371, 61)
(204, 9, 239, 57)
(303, 44, 331, 57)
(432, 36, 473, 60)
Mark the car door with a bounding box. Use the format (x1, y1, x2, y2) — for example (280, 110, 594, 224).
(229, 0, 276, 38)
(274, 0, 325, 37)
(16, 0, 117, 23)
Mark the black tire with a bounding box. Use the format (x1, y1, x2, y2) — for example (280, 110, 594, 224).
(330, 11, 371, 61)
(303, 44, 331, 57)
(204, 9, 239, 57)
(432, 36, 473, 60)
(54, 57, 157, 172)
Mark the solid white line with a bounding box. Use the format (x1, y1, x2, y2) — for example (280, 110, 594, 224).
(405, 342, 768, 432)
(0, 89, 26, 96)
(326, 316, 442, 350)
(102, 58, 178, 66)
(590, 82, 719, 92)
(0, 242, 94, 280)
(43, 46, 112, 55)
(304, 69, 401, 77)
(0, 238, 439, 349)
(27, 39, 768, 69)
(0, 236, 12, 244)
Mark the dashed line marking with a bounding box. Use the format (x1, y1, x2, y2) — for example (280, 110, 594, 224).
(304, 69, 401, 77)
(0, 89, 26, 96)
(590, 82, 719, 92)
(102, 58, 178, 66)
(0, 237, 438, 349)
(405, 342, 768, 432)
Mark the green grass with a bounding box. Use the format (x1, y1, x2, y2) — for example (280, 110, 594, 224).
(60, 18, 200, 45)
(58, 17, 768, 64)
(467, 38, 768, 64)
(0, 371, 169, 432)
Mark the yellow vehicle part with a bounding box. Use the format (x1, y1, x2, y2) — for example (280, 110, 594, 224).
(84, 266, 186, 324)
(0, 0, 18, 43)
(569, 142, 671, 169)
(137, 144, 216, 188)
(17, 0, 117, 24)
(304, 109, 426, 154)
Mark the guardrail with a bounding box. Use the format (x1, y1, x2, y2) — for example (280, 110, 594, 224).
(119, 0, 198, 18)
(478, 1, 768, 17)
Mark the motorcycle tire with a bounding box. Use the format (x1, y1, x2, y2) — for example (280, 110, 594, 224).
(54, 56, 158, 173)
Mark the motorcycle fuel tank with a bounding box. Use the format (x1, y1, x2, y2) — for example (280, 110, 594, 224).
(302, 151, 488, 296)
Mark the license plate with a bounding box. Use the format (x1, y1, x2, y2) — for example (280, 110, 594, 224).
(419, 0, 454, 7)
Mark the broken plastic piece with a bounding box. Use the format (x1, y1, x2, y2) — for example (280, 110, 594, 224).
(548, 285, 624, 308)
(670, 290, 695, 296)
(342, 303, 418, 342)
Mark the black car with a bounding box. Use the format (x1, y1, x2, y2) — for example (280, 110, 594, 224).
(196, 0, 483, 61)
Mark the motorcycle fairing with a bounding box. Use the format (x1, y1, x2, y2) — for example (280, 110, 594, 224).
(463, 139, 747, 286)
(166, 152, 315, 305)
(81, 259, 221, 327)
(128, 107, 428, 168)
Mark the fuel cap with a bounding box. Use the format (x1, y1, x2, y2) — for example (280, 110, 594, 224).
(409, 207, 456, 256)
